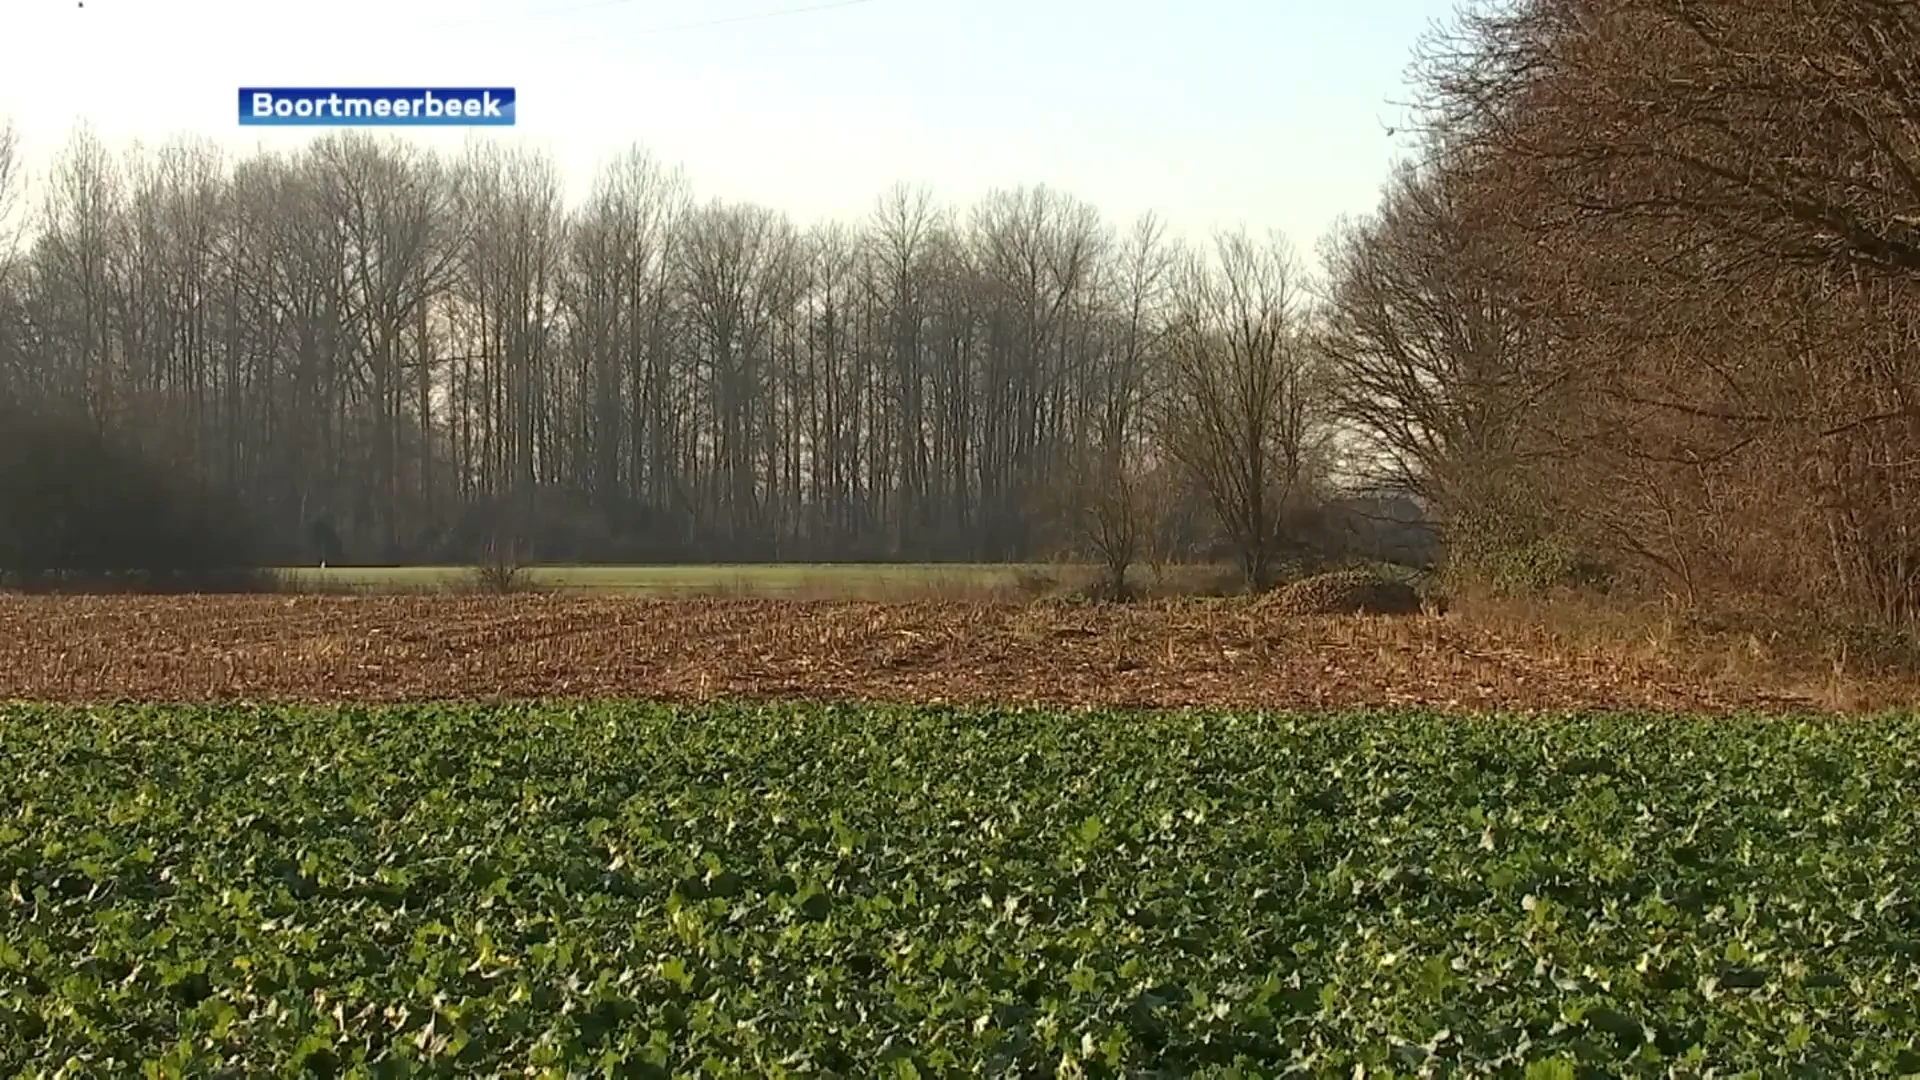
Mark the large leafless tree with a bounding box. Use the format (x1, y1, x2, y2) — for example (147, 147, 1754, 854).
(1160, 231, 1319, 590)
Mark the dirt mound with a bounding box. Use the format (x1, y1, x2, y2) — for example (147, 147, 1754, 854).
(1261, 570, 1424, 616)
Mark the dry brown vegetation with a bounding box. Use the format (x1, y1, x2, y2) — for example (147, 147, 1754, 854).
(3, 592, 1911, 713)
(1258, 570, 1426, 617)
(1319, 0, 1920, 627)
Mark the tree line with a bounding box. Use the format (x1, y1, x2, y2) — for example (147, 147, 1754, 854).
(5, 0, 1917, 626)
(0, 115, 1343, 590)
(1316, 0, 1920, 626)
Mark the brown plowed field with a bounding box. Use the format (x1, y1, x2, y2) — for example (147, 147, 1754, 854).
(0, 593, 1861, 712)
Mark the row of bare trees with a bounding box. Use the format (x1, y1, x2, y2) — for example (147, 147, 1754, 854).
(16, 0, 1901, 619)
(1310, 0, 1920, 627)
(0, 118, 1338, 588)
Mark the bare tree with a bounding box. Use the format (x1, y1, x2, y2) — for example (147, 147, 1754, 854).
(1317, 154, 1536, 500)
(1058, 214, 1176, 597)
(31, 126, 130, 426)
(562, 145, 688, 524)
(455, 142, 565, 543)
(679, 201, 799, 552)
(869, 183, 941, 554)
(1159, 230, 1318, 591)
(1311, 145, 1588, 584)
(0, 120, 27, 410)
(0, 119, 23, 267)
(311, 135, 464, 555)
(968, 186, 1108, 559)
(1060, 437, 1186, 600)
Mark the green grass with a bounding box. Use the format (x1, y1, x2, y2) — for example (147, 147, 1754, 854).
(272, 562, 1071, 598)
(3, 704, 1918, 1075)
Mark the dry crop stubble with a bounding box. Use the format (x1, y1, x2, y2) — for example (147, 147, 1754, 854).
(0, 593, 1874, 712)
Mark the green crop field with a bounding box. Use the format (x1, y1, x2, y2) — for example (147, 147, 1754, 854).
(3, 704, 1918, 1076)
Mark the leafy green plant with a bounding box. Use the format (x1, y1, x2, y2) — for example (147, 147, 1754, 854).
(1, 703, 1916, 1075)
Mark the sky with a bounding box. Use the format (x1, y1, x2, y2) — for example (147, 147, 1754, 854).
(2, 0, 1456, 252)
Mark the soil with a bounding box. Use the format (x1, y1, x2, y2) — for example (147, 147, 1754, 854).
(0, 593, 1844, 713)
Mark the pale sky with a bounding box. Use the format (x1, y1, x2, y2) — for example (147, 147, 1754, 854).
(2, 0, 1454, 247)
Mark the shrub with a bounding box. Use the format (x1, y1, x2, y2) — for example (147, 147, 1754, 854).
(467, 539, 531, 595)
